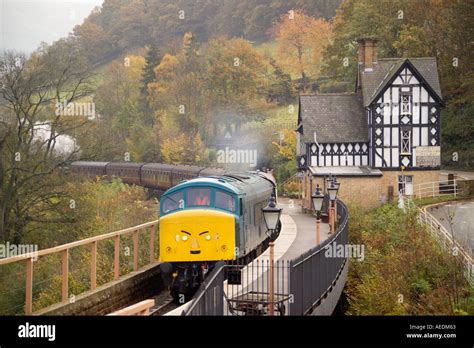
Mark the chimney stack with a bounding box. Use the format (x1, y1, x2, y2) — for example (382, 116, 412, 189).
(357, 38, 378, 72)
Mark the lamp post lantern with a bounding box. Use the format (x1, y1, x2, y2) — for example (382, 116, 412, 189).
(312, 184, 324, 245)
(262, 193, 282, 316)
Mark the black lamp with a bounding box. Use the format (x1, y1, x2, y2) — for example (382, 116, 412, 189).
(262, 194, 282, 240)
(328, 180, 339, 201)
(311, 184, 324, 214)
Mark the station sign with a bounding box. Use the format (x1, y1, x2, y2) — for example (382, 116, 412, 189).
(415, 146, 440, 167)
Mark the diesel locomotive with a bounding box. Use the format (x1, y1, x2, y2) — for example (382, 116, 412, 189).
(159, 172, 278, 298)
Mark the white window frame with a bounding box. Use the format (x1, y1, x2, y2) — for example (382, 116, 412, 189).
(398, 175, 413, 195)
(400, 129, 411, 155)
(400, 93, 411, 116)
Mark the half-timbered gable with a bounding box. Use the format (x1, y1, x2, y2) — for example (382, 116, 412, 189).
(360, 58, 443, 170)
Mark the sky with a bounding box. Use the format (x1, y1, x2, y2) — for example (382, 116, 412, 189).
(0, 0, 104, 54)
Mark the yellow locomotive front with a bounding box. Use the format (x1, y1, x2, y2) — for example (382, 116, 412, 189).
(160, 209, 236, 262)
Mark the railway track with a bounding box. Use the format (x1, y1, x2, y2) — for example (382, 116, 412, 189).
(149, 292, 179, 316)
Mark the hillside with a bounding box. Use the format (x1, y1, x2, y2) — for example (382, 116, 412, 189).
(71, 0, 341, 65)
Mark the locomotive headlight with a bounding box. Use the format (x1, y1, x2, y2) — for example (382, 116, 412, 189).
(175, 234, 180, 242)
(205, 235, 211, 241)
(182, 235, 188, 241)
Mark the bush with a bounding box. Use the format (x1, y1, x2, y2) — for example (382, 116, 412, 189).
(345, 203, 471, 315)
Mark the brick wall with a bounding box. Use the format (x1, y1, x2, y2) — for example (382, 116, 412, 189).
(37, 264, 164, 316)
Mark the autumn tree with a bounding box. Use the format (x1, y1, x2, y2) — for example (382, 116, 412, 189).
(275, 9, 332, 82)
(205, 37, 270, 135)
(160, 132, 207, 165)
(148, 33, 210, 148)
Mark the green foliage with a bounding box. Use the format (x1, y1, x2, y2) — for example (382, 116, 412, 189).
(345, 203, 472, 315)
(141, 44, 163, 96)
(441, 105, 474, 169)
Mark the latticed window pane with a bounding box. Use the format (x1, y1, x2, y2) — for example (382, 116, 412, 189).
(401, 130, 411, 154)
(401, 94, 411, 115)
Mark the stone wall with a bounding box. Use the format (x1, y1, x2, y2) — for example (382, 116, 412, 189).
(37, 264, 164, 316)
(302, 170, 441, 211)
(458, 179, 474, 197)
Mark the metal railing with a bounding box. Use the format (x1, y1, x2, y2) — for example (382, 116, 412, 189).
(401, 179, 465, 199)
(224, 259, 291, 316)
(418, 207, 473, 279)
(288, 200, 349, 315)
(0, 219, 159, 314)
(402, 193, 473, 280)
(280, 173, 302, 197)
(182, 261, 226, 316)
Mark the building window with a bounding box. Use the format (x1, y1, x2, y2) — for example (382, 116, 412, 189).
(398, 175, 413, 195)
(400, 129, 411, 155)
(400, 93, 411, 116)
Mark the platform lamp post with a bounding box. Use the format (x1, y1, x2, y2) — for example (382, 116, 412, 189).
(312, 184, 324, 245)
(327, 181, 339, 234)
(262, 194, 282, 316)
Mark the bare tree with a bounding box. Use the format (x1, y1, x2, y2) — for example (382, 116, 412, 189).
(0, 40, 94, 242)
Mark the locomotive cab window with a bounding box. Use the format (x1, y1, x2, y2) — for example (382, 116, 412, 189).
(187, 188, 211, 207)
(162, 191, 184, 213)
(215, 190, 235, 212)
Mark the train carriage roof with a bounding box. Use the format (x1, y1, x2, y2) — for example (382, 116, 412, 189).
(171, 164, 203, 175)
(162, 172, 274, 198)
(198, 167, 227, 177)
(70, 161, 110, 168)
(106, 162, 145, 169)
(141, 163, 176, 171)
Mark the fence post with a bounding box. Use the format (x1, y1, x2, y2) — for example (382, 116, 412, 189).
(149, 225, 155, 264)
(114, 235, 120, 280)
(432, 182, 435, 197)
(91, 241, 97, 290)
(25, 258, 33, 315)
(62, 249, 69, 302)
(454, 179, 457, 197)
(133, 230, 139, 271)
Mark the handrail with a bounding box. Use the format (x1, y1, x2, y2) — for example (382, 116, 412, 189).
(0, 219, 159, 266)
(291, 201, 348, 268)
(289, 200, 349, 315)
(183, 260, 226, 315)
(0, 219, 159, 314)
(399, 178, 471, 199)
(280, 173, 300, 187)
